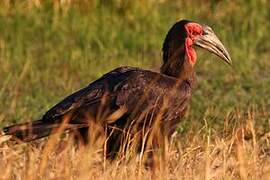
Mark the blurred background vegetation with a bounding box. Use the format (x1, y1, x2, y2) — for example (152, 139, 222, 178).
(0, 0, 269, 135)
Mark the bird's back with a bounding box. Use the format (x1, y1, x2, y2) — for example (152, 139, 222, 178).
(42, 66, 193, 129)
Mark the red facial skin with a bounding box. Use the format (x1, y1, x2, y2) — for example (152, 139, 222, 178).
(184, 23, 203, 66)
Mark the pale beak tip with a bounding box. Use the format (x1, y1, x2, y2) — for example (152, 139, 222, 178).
(224, 53, 232, 66)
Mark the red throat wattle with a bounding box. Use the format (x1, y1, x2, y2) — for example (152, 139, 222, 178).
(184, 23, 203, 66)
(185, 38, 197, 66)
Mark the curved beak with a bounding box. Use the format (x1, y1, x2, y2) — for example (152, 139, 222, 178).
(194, 26, 232, 65)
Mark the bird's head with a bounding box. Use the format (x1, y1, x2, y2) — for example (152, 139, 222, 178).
(162, 20, 231, 67)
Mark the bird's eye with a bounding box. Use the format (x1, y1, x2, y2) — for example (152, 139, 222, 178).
(192, 31, 200, 36)
(185, 23, 203, 37)
(192, 29, 203, 36)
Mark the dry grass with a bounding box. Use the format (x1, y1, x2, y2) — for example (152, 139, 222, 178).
(0, 109, 269, 179)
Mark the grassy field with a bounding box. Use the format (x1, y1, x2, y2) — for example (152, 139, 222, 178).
(0, 0, 269, 179)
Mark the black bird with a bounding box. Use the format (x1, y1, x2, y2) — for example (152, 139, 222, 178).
(2, 20, 231, 157)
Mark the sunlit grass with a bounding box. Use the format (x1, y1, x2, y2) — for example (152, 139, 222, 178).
(0, 107, 269, 179)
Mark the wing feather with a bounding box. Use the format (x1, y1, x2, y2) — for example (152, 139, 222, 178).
(42, 67, 139, 121)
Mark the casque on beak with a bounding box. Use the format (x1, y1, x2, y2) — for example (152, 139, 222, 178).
(194, 25, 232, 65)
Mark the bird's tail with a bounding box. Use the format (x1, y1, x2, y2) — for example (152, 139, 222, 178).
(1, 119, 88, 143)
(1, 120, 63, 142)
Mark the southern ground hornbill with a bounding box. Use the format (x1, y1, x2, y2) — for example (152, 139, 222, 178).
(1, 20, 231, 158)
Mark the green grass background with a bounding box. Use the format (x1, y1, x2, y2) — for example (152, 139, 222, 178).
(0, 0, 269, 135)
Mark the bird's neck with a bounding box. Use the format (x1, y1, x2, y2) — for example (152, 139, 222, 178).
(160, 45, 196, 86)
